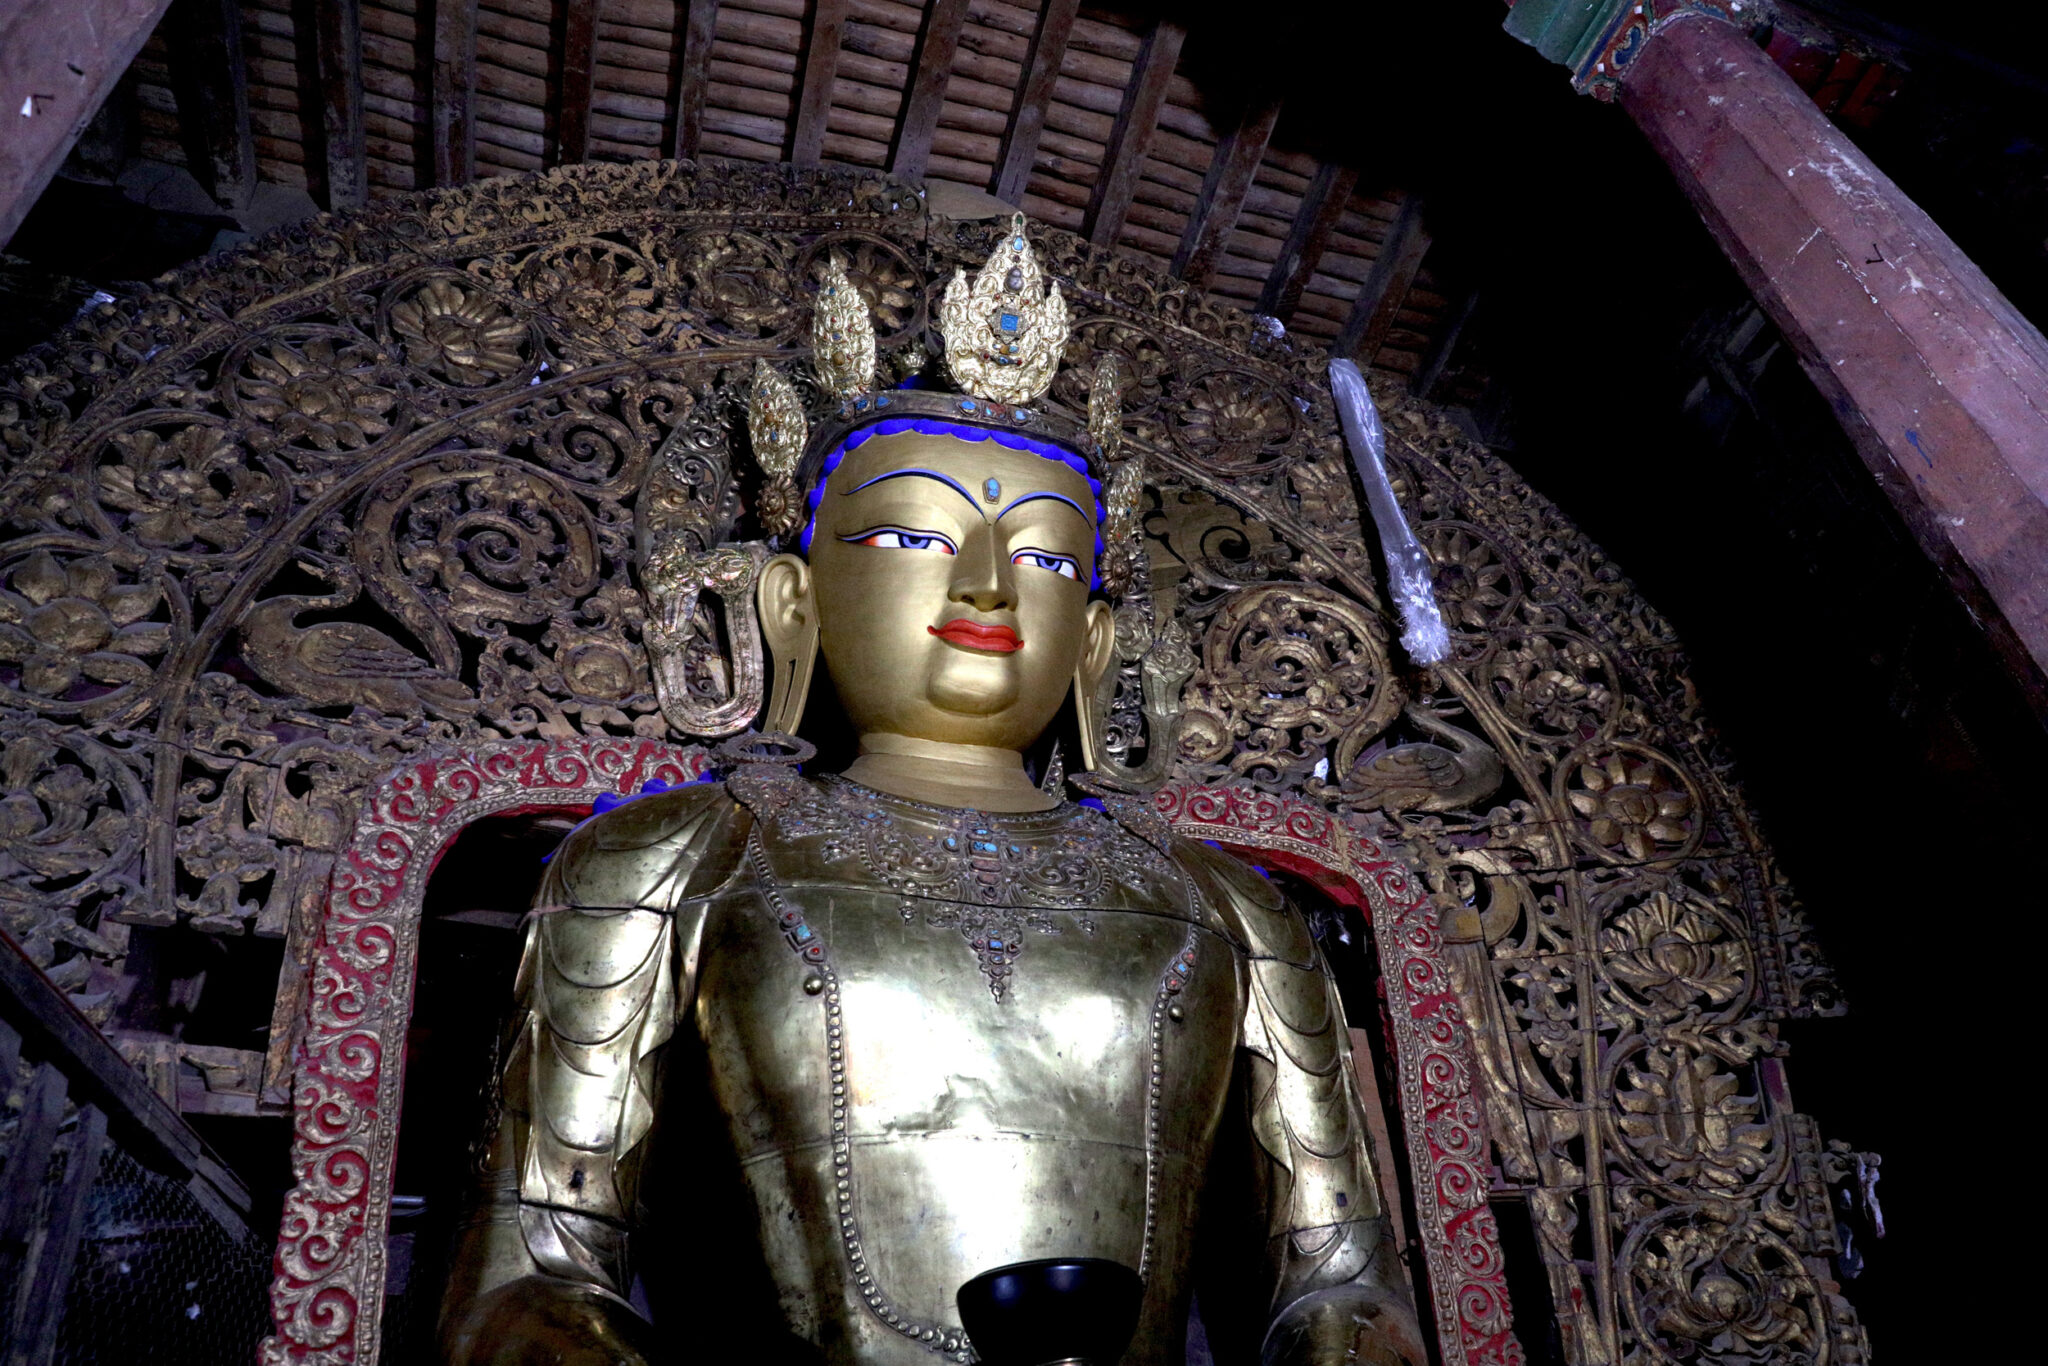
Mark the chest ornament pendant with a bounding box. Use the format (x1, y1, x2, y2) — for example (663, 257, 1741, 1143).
(756, 776, 1175, 1001)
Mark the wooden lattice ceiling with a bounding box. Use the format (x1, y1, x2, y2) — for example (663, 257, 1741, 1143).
(112, 0, 1461, 381)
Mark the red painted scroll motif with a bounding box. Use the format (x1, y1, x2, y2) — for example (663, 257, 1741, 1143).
(1156, 782, 1523, 1366)
(262, 738, 709, 1365)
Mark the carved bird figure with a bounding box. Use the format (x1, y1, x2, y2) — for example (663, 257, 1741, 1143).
(239, 557, 475, 716)
(1345, 703, 1504, 813)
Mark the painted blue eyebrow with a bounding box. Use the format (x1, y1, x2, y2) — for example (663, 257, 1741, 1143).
(842, 467, 984, 511)
(996, 490, 1092, 525)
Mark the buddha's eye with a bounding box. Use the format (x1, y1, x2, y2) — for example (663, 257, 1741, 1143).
(1011, 548, 1080, 580)
(842, 526, 958, 555)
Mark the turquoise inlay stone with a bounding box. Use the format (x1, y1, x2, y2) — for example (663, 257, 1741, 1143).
(984, 478, 1000, 502)
(999, 313, 1020, 333)
(1012, 237, 1024, 250)
(794, 924, 813, 942)
(959, 399, 976, 413)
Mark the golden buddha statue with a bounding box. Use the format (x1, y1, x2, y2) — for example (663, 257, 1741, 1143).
(438, 221, 1422, 1366)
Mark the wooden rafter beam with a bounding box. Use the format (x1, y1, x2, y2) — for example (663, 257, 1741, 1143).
(555, 0, 602, 165)
(1257, 160, 1358, 322)
(889, 0, 969, 182)
(311, 0, 367, 210)
(431, 0, 478, 186)
(1171, 91, 1282, 288)
(1333, 194, 1431, 365)
(1411, 289, 1478, 399)
(790, 0, 848, 168)
(165, 0, 256, 210)
(992, 0, 1080, 205)
(0, 0, 175, 247)
(1082, 17, 1184, 249)
(670, 0, 721, 160)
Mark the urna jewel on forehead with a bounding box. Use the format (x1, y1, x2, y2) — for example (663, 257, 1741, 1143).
(736, 214, 1138, 586)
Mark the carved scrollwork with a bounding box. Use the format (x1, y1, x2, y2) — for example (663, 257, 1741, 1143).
(1169, 368, 1298, 472)
(1179, 583, 1401, 787)
(1620, 1210, 1829, 1366)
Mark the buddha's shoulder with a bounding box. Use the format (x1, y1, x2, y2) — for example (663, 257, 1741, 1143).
(1163, 836, 1316, 966)
(542, 780, 752, 909)
(1073, 783, 1316, 963)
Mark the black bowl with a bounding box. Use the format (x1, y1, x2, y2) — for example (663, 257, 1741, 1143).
(955, 1258, 1144, 1366)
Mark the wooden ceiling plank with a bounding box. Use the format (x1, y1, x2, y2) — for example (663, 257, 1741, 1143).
(1171, 91, 1281, 289)
(433, 0, 480, 186)
(0, 0, 176, 247)
(991, 0, 1080, 204)
(790, 0, 849, 167)
(1080, 17, 1183, 249)
(889, 0, 969, 181)
(1256, 160, 1358, 322)
(313, 0, 370, 209)
(1332, 194, 1432, 365)
(165, 0, 258, 210)
(671, 0, 723, 158)
(555, 0, 602, 164)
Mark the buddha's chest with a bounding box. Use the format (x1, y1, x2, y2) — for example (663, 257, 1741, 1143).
(688, 781, 1244, 1156)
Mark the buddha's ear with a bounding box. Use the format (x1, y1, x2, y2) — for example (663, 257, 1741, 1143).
(758, 553, 819, 737)
(1071, 599, 1117, 772)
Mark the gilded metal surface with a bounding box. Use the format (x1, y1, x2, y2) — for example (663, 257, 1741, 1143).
(0, 158, 1856, 1366)
(813, 254, 880, 401)
(748, 360, 808, 537)
(445, 771, 1405, 1366)
(939, 214, 1071, 407)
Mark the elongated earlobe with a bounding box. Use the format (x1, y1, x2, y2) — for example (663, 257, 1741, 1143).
(1071, 600, 1117, 773)
(758, 553, 820, 736)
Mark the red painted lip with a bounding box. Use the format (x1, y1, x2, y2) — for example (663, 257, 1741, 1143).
(929, 620, 1023, 654)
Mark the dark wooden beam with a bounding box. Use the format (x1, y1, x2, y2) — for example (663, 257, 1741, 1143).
(0, 0, 175, 247)
(1081, 18, 1184, 249)
(0, 930, 251, 1233)
(164, 0, 256, 209)
(13, 1104, 106, 1366)
(670, 0, 721, 159)
(1332, 194, 1431, 365)
(311, 0, 367, 210)
(790, 0, 848, 167)
(432, 0, 479, 186)
(1625, 13, 2048, 707)
(1411, 289, 1478, 400)
(1257, 160, 1357, 322)
(555, 0, 601, 165)
(992, 0, 1080, 205)
(1171, 90, 1282, 288)
(889, 0, 969, 182)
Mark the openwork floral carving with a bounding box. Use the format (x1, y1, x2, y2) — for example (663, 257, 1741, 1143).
(0, 551, 170, 710)
(229, 331, 402, 453)
(1170, 369, 1297, 470)
(388, 277, 531, 384)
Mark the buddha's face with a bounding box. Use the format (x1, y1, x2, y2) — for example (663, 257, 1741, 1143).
(761, 431, 1113, 753)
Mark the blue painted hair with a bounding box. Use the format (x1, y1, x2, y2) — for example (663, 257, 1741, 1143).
(799, 417, 1107, 591)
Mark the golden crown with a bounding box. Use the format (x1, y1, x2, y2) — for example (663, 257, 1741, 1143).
(744, 214, 1128, 554)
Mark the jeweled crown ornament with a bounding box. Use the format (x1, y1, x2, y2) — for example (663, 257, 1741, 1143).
(748, 360, 807, 537)
(939, 212, 1070, 407)
(812, 253, 878, 400)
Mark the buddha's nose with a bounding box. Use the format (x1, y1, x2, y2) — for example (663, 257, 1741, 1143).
(951, 527, 1015, 613)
